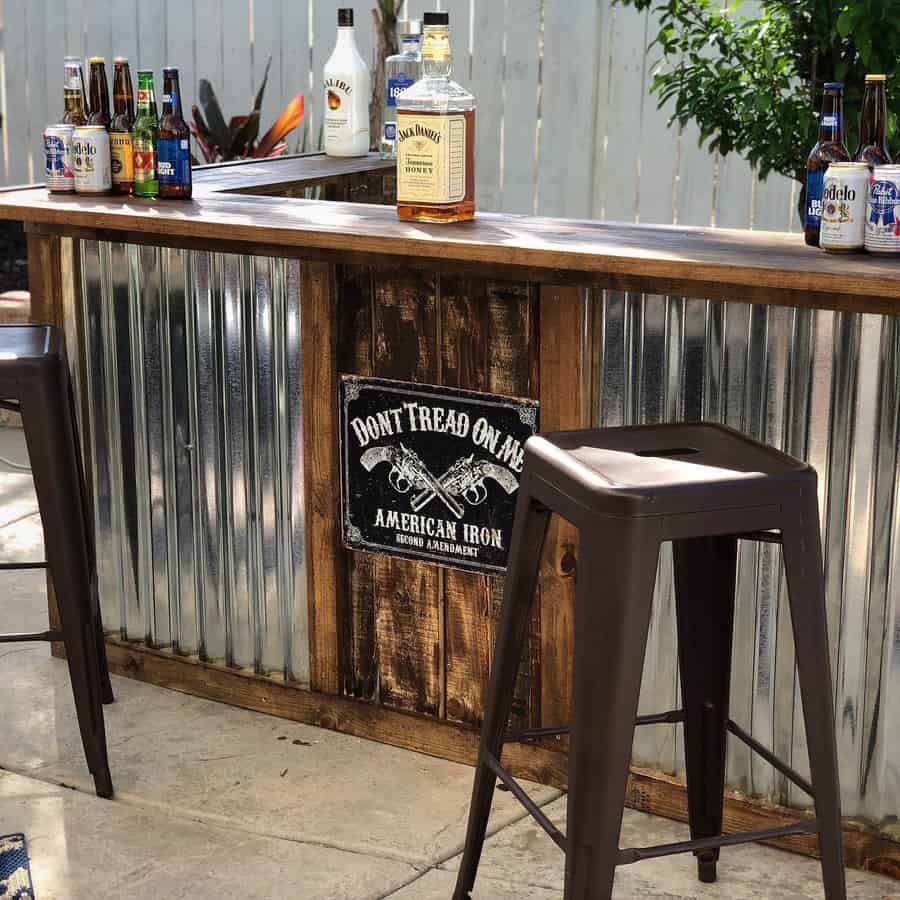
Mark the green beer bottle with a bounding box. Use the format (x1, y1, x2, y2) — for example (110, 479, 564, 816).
(132, 70, 159, 198)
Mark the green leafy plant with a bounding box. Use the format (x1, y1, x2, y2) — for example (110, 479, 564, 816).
(614, 0, 900, 189)
(191, 55, 305, 162)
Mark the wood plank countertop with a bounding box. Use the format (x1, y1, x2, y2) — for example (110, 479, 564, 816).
(3, 154, 899, 314)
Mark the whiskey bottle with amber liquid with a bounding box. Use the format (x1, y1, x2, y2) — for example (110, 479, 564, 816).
(395, 12, 475, 223)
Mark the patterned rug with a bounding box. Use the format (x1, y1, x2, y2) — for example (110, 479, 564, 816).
(0, 834, 34, 899)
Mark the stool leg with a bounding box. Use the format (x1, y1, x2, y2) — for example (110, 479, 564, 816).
(673, 536, 737, 884)
(454, 480, 551, 900)
(565, 522, 659, 900)
(781, 494, 846, 900)
(21, 376, 114, 799)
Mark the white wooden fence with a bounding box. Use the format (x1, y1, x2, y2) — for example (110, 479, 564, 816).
(0, 0, 798, 228)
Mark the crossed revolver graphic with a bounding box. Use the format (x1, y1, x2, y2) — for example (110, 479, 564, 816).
(360, 443, 518, 520)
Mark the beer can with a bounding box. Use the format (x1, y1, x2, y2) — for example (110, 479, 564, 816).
(43, 125, 75, 192)
(865, 165, 900, 253)
(72, 125, 111, 193)
(820, 162, 869, 251)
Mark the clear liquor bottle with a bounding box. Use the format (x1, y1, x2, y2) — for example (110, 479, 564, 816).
(380, 20, 421, 159)
(395, 11, 475, 223)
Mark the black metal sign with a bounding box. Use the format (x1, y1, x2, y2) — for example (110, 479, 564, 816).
(340, 376, 539, 574)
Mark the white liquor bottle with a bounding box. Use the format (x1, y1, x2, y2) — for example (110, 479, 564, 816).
(323, 8, 371, 157)
(380, 20, 422, 159)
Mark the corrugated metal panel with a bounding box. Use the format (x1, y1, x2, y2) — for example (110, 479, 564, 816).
(593, 291, 900, 823)
(76, 240, 309, 684)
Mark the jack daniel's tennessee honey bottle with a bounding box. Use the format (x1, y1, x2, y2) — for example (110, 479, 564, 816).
(395, 12, 475, 223)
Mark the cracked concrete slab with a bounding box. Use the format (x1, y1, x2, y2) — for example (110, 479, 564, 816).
(0, 770, 419, 900)
(438, 795, 899, 898)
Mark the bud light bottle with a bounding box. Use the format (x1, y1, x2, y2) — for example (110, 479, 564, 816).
(805, 83, 849, 246)
(158, 67, 192, 199)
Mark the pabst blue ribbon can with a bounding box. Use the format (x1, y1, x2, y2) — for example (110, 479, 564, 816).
(72, 125, 111, 194)
(43, 125, 75, 193)
(865, 165, 900, 253)
(820, 162, 869, 252)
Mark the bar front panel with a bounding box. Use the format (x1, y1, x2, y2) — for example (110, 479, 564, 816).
(72, 236, 899, 827)
(75, 239, 309, 684)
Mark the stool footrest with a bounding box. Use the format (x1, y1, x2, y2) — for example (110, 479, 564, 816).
(727, 719, 815, 798)
(0, 561, 48, 571)
(618, 819, 820, 866)
(0, 399, 20, 413)
(504, 709, 685, 744)
(0, 630, 63, 643)
(483, 750, 567, 852)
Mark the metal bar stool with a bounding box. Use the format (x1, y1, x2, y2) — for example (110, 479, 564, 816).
(0, 324, 114, 798)
(454, 423, 845, 900)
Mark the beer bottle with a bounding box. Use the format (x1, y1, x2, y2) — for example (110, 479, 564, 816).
(157, 67, 192, 199)
(87, 57, 111, 128)
(110, 58, 135, 194)
(132, 70, 159, 198)
(805, 82, 849, 247)
(855, 75, 890, 168)
(62, 56, 87, 126)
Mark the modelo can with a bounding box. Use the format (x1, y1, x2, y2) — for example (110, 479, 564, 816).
(72, 125, 111, 193)
(820, 162, 869, 251)
(865, 164, 900, 253)
(43, 125, 75, 193)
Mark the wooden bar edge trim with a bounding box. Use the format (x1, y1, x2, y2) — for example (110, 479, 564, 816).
(101, 638, 900, 877)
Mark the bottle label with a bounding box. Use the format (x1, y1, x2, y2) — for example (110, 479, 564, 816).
(821, 113, 840, 128)
(157, 137, 192, 187)
(397, 114, 467, 205)
(137, 88, 152, 105)
(383, 122, 397, 142)
(133, 137, 157, 184)
(109, 132, 134, 184)
(387, 76, 415, 108)
(805, 168, 825, 228)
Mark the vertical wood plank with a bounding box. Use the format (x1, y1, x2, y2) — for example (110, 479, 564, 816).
(537, 0, 601, 217)
(441, 276, 539, 727)
(26, 230, 66, 653)
(716, 152, 754, 229)
(221, 0, 252, 121)
(301, 260, 343, 695)
(538, 284, 586, 737)
(110, 0, 139, 73)
(499, 0, 541, 215)
(4, 0, 31, 184)
(335, 263, 378, 700)
(279, 0, 310, 151)
(194, 0, 224, 109)
(676, 124, 716, 227)
(251, 0, 282, 138)
(439, 0, 472, 84)
(85, 0, 113, 65)
(470, 0, 505, 212)
(372, 268, 443, 716)
(137, 0, 165, 75)
(64, 0, 88, 58)
(166, 0, 196, 116)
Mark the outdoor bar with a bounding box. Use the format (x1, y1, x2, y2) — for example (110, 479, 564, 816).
(1, 151, 898, 878)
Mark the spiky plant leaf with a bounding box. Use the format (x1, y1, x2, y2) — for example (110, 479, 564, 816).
(254, 93, 304, 157)
(198, 79, 231, 151)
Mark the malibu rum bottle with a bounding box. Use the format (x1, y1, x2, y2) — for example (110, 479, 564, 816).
(396, 11, 475, 223)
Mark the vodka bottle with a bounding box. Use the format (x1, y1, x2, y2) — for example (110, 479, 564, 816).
(380, 20, 421, 159)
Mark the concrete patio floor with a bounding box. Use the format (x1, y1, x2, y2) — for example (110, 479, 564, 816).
(0, 427, 897, 899)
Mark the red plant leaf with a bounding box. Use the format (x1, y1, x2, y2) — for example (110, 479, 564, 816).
(254, 93, 304, 158)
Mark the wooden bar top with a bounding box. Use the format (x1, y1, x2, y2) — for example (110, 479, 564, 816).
(3, 154, 899, 313)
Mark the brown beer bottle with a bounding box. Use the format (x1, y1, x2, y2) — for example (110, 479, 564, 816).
(855, 75, 891, 167)
(805, 82, 849, 247)
(87, 57, 111, 127)
(62, 56, 87, 125)
(110, 58, 135, 194)
(157, 67, 192, 199)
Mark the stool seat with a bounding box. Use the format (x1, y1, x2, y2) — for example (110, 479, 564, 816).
(527, 423, 810, 518)
(0, 324, 56, 365)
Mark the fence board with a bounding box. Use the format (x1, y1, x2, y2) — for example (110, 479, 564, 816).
(278, 0, 309, 152)
(4, 0, 31, 184)
(222, 0, 251, 122)
(194, 0, 223, 120)
(110, 0, 139, 78)
(470, 0, 504, 212)
(25, 1, 48, 183)
(166, 0, 196, 125)
(64, 0, 88, 58)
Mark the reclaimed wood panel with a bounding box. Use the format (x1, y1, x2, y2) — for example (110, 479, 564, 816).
(538, 285, 587, 740)
(301, 261, 343, 695)
(335, 264, 378, 701)
(440, 277, 539, 728)
(371, 268, 443, 716)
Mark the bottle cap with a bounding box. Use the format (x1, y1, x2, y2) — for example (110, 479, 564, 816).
(113, 57, 129, 64)
(163, 66, 179, 74)
(88, 56, 106, 65)
(824, 82, 844, 90)
(423, 12, 449, 26)
(865, 74, 887, 82)
(399, 19, 422, 36)
(338, 8, 353, 26)
(137, 69, 153, 77)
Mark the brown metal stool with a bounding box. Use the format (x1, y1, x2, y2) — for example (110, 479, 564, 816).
(454, 423, 845, 899)
(0, 325, 114, 798)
